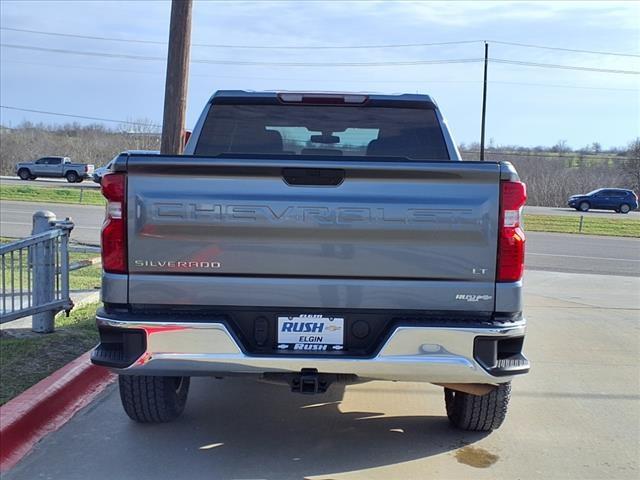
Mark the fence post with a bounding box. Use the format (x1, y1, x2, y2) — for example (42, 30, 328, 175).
(579, 215, 584, 233)
(32, 211, 56, 333)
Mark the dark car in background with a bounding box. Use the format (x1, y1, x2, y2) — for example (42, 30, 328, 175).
(568, 188, 638, 213)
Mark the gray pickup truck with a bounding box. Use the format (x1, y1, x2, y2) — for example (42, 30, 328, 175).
(92, 91, 529, 432)
(16, 156, 94, 183)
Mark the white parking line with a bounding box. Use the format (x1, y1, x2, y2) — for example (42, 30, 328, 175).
(528, 252, 640, 262)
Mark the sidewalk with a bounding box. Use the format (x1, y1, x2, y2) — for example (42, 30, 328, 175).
(0, 290, 100, 333)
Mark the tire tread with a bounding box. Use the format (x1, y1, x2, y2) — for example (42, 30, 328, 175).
(118, 375, 189, 423)
(444, 382, 511, 431)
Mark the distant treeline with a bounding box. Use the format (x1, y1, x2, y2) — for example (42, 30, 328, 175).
(0, 122, 638, 207)
(459, 141, 639, 206)
(0, 121, 160, 177)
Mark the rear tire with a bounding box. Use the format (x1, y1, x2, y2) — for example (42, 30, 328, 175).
(65, 171, 79, 183)
(444, 382, 511, 431)
(118, 375, 190, 423)
(620, 203, 631, 214)
(18, 169, 31, 180)
(578, 201, 590, 212)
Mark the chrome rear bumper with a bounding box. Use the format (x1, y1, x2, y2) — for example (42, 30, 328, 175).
(94, 315, 528, 384)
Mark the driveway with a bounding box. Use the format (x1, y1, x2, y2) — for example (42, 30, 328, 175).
(5, 270, 639, 480)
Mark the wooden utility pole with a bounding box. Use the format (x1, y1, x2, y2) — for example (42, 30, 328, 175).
(480, 42, 488, 161)
(161, 0, 192, 154)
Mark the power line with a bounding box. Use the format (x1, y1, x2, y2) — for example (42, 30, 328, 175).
(0, 43, 483, 66)
(3, 59, 638, 92)
(2, 43, 638, 74)
(4, 58, 637, 91)
(3, 26, 640, 58)
(0, 27, 482, 50)
(490, 58, 640, 75)
(488, 40, 640, 58)
(0, 105, 161, 128)
(462, 150, 626, 159)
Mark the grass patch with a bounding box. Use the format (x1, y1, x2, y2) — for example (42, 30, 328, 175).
(524, 214, 640, 237)
(1, 237, 101, 291)
(0, 184, 105, 206)
(0, 302, 100, 405)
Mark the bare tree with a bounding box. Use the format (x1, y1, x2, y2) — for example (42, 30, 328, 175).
(459, 145, 631, 206)
(621, 138, 640, 192)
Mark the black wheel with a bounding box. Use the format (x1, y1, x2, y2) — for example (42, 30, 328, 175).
(444, 382, 511, 431)
(75, 177, 84, 183)
(118, 375, 190, 423)
(18, 168, 31, 180)
(620, 203, 631, 214)
(65, 171, 79, 183)
(578, 201, 590, 212)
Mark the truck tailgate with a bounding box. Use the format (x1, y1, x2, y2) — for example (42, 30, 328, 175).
(124, 156, 501, 310)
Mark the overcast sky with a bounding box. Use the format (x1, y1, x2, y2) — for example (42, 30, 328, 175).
(1, 0, 638, 148)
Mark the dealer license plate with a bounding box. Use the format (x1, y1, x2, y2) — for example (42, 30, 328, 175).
(277, 315, 344, 352)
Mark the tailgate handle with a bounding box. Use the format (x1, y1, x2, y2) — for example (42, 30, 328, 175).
(282, 168, 344, 186)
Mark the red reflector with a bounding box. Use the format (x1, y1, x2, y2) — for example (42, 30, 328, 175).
(100, 173, 127, 274)
(497, 180, 526, 283)
(497, 227, 525, 282)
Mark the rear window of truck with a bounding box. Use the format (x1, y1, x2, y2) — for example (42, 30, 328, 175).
(194, 104, 450, 160)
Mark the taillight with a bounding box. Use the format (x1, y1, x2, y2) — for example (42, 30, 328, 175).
(101, 172, 127, 274)
(497, 180, 526, 282)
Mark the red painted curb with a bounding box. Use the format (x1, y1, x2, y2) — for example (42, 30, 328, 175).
(0, 351, 115, 472)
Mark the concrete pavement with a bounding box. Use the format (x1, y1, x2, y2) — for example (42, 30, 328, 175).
(4, 270, 639, 479)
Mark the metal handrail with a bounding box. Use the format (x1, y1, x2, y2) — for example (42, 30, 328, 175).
(0, 212, 75, 329)
(0, 229, 66, 254)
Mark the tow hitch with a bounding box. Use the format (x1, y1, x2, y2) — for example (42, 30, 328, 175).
(293, 369, 327, 394)
(261, 369, 359, 395)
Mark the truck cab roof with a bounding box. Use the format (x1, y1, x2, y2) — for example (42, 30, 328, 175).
(208, 90, 437, 108)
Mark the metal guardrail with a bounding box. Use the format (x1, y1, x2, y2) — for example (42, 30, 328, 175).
(0, 211, 75, 330)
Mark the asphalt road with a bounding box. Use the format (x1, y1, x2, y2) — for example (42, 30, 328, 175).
(526, 231, 640, 277)
(0, 175, 100, 189)
(0, 201, 102, 244)
(5, 270, 639, 480)
(1, 201, 639, 276)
